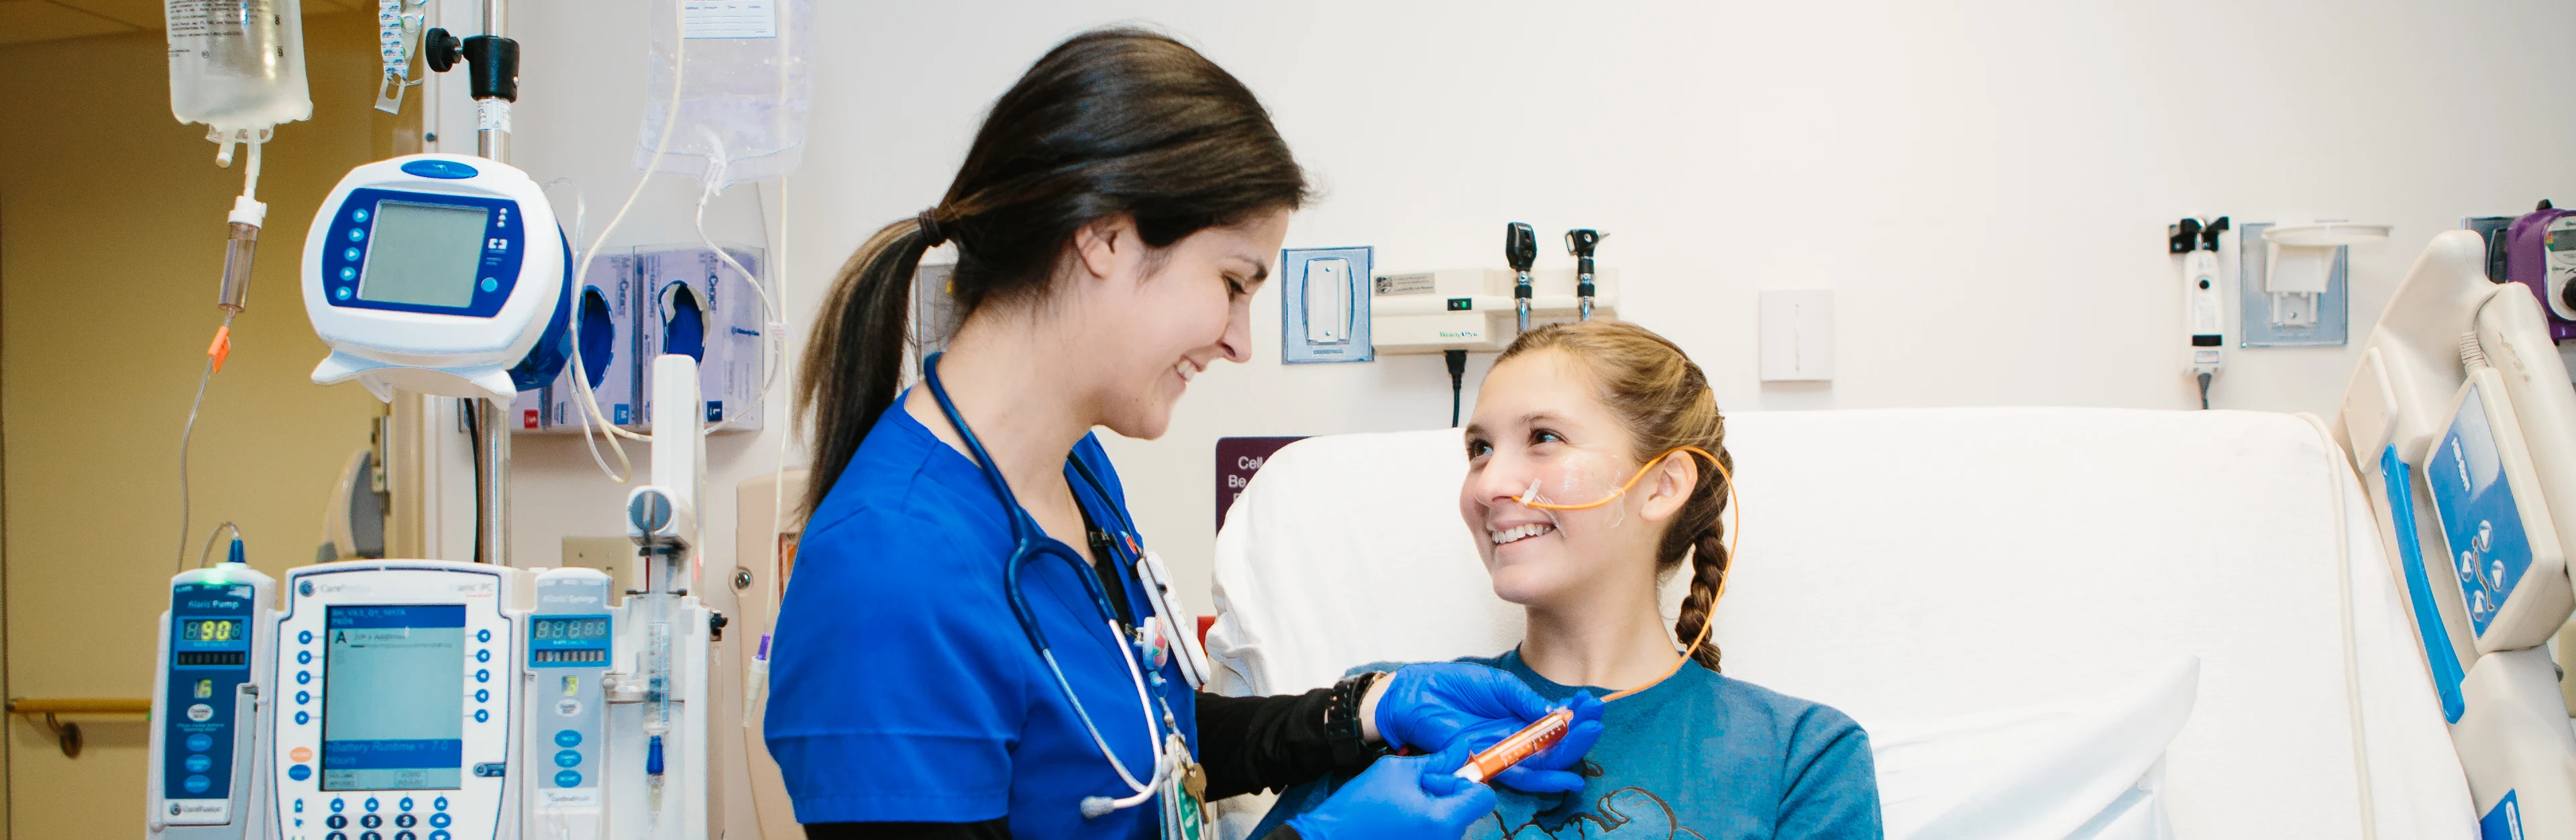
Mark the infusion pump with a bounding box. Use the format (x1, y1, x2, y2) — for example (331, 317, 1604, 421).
(270, 560, 527, 840)
(256, 557, 724, 840)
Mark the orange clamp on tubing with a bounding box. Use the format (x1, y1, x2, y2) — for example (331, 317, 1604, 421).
(207, 326, 233, 374)
(1454, 708, 1572, 784)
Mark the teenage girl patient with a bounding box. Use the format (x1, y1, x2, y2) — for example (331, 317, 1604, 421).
(1256, 320, 1883, 839)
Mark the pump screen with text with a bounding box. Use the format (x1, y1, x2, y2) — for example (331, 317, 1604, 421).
(321, 605, 466, 790)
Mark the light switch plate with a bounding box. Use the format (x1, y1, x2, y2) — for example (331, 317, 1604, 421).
(1759, 290, 1835, 382)
(1281, 246, 1374, 364)
(2237, 222, 2349, 348)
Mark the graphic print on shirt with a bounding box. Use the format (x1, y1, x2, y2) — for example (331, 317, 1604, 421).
(1473, 786, 1702, 840)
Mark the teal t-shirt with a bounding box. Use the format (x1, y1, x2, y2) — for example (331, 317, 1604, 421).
(1254, 651, 1882, 839)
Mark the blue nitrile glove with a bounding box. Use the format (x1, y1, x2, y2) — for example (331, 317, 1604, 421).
(1285, 739, 1495, 840)
(1451, 692, 1606, 794)
(1373, 663, 1557, 752)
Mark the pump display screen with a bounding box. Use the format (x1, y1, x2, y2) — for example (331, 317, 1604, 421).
(181, 619, 242, 641)
(358, 201, 490, 308)
(2550, 228, 2576, 252)
(529, 616, 611, 665)
(321, 605, 466, 790)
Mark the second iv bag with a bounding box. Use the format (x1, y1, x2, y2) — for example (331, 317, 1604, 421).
(166, 0, 313, 145)
(637, 0, 815, 191)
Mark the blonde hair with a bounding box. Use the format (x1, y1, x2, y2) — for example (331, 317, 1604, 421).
(1493, 320, 1733, 671)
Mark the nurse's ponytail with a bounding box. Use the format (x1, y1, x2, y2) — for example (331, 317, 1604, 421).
(797, 28, 1310, 519)
(1493, 321, 1734, 672)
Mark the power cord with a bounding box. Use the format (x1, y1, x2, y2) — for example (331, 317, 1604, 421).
(1446, 350, 1468, 427)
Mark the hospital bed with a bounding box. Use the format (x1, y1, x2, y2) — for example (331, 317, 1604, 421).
(1203, 407, 2479, 838)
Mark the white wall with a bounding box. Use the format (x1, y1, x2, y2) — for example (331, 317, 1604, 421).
(493, 1, 2576, 615)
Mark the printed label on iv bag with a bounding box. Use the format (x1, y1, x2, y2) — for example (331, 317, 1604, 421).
(684, 0, 777, 38)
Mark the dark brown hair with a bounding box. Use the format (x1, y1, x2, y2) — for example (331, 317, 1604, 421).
(797, 28, 1310, 517)
(1493, 320, 1734, 671)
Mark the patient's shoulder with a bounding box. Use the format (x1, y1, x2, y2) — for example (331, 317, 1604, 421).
(1706, 672, 1869, 745)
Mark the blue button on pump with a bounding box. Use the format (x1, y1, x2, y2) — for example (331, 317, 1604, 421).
(297, 671, 311, 684)
(353, 209, 369, 223)
(554, 729, 580, 747)
(480, 278, 498, 293)
(301, 630, 313, 644)
(398, 159, 480, 179)
(299, 650, 312, 664)
(335, 287, 352, 301)
(297, 691, 310, 704)
(343, 247, 360, 262)
(399, 798, 413, 811)
(430, 831, 451, 840)
(331, 798, 346, 812)
(475, 669, 489, 683)
(474, 709, 488, 723)
(288, 764, 312, 782)
(185, 753, 211, 772)
(365, 797, 380, 812)
(554, 749, 581, 768)
(349, 228, 364, 242)
(340, 267, 356, 281)
(554, 770, 582, 787)
(474, 689, 488, 702)
(185, 774, 211, 793)
(186, 733, 213, 752)
(432, 797, 447, 812)
(296, 711, 311, 725)
(476, 630, 490, 643)
(475, 649, 490, 662)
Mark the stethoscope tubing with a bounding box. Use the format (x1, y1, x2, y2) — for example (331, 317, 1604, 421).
(921, 352, 1175, 808)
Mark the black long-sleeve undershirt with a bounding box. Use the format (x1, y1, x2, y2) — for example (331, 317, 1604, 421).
(804, 688, 1344, 839)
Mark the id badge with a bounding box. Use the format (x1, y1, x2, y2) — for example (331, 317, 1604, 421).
(1158, 734, 1205, 840)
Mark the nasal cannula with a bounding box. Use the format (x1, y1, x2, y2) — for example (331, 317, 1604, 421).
(1458, 445, 1737, 784)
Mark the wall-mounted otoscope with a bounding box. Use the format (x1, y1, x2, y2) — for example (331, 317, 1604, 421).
(1507, 222, 1538, 332)
(1566, 229, 1603, 321)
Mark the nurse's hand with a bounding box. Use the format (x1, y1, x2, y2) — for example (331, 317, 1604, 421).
(1284, 741, 1494, 840)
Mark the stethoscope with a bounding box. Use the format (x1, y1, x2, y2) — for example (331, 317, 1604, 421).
(922, 352, 1183, 819)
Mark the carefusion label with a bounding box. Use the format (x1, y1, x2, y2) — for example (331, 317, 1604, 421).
(164, 798, 231, 826)
(2427, 384, 2535, 638)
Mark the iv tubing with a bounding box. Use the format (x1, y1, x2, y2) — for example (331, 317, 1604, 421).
(560, 0, 689, 482)
(173, 309, 237, 572)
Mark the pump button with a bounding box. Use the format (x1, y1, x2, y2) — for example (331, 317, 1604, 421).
(554, 729, 581, 747)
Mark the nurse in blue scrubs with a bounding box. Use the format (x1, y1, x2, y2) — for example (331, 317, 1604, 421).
(766, 27, 1603, 840)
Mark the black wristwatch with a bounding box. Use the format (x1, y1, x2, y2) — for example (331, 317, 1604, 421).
(1325, 672, 1389, 772)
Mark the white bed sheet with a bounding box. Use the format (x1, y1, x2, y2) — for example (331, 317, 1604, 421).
(1204, 407, 2471, 839)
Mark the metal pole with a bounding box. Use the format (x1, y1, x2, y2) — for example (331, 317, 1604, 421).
(475, 0, 509, 161)
(473, 0, 511, 565)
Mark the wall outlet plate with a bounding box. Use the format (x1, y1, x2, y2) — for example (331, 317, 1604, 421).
(560, 536, 639, 594)
(2238, 221, 2349, 348)
(1281, 246, 1374, 364)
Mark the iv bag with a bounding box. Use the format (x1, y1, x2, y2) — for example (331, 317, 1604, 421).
(166, 0, 313, 142)
(636, 0, 814, 191)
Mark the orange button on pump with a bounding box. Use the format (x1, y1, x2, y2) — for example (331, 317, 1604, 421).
(290, 746, 313, 763)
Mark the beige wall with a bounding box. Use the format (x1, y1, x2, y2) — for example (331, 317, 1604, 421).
(0, 12, 394, 837)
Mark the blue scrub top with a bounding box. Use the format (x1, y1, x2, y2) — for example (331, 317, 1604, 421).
(765, 397, 1198, 839)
